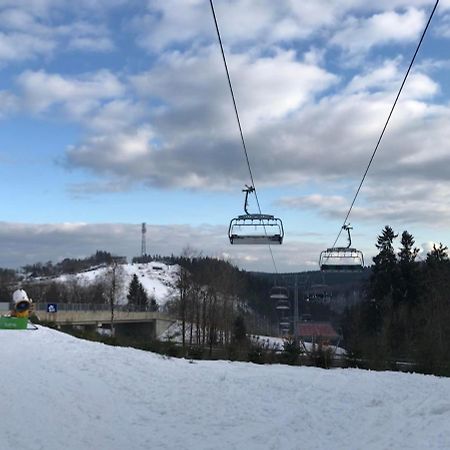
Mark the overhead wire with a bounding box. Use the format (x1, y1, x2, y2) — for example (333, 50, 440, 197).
(209, 0, 279, 274)
(330, 0, 440, 250)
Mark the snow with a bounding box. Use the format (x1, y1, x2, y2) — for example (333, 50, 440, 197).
(54, 262, 178, 307)
(1, 327, 450, 450)
(160, 324, 347, 356)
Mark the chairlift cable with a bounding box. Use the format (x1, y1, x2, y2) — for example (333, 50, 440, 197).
(209, 0, 279, 274)
(330, 0, 440, 249)
(209, 0, 257, 202)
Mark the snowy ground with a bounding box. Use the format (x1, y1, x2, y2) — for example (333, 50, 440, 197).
(161, 323, 347, 356)
(1, 327, 450, 450)
(54, 261, 178, 308)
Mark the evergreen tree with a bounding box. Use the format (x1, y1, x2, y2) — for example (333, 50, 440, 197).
(397, 230, 420, 308)
(127, 274, 148, 309)
(371, 225, 398, 313)
(426, 243, 449, 267)
(232, 315, 247, 344)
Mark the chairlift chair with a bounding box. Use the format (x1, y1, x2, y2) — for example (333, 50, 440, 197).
(275, 299, 290, 310)
(270, 285, 290, 310)
(279, 318, 290, 334)
(308, 284, 332, 303)
(319, 224, 364, 272)
(228, 186, 284, 245)
(270, 286, 289, 300)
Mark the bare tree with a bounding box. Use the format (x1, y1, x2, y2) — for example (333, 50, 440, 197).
(102, 262, 125, 337)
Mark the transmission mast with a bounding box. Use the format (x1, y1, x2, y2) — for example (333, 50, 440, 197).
(141, 222, 147, 256)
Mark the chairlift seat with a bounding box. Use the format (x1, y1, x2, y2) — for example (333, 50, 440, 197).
(270, 286, 289, 300)
(228, 214, 284, 245)
(320, 263, 364, 272)
(275, 299, 290, 310)
(319, 246, 364, 272)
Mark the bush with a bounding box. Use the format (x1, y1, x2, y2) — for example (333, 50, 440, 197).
(281, 336, 302, 365)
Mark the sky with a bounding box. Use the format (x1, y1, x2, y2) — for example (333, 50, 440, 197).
(1, 0, 450, 272)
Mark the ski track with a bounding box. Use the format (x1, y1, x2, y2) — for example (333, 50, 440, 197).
(1, 326, 450, 450)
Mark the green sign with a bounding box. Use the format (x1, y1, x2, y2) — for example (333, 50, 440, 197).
(0, 316, 28, 330)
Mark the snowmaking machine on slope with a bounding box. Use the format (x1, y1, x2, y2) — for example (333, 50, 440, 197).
(0, 289, 34, 330)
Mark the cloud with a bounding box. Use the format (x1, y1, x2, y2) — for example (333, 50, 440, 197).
(0, 90, 18, 117)
(0, 4, 120, 64)
(16, 70, 125, 118)
(0, 31, 55, 62)
(130, 1, 439, 55)
(58, 46, 450, 209)
(0, 221, 324, 272)
(64, 47, 336, 189)
(280, 181, 450, 230)
(331, 8, 426, 54)
(65, 127, 158, 179)
(280, 194, 347, 212)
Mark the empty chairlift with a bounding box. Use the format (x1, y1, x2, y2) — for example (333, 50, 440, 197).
(307, 284, 332, 304)
(270, 286, 290, 310)
(319, 224, 364, 272)
(279, 320, 290, 335)
(228, 186, 284, 245)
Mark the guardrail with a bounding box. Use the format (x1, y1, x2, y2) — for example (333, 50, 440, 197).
(34, 303, 154, 312)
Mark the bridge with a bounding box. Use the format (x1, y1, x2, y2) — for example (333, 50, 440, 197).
(34, 303, 176, 340)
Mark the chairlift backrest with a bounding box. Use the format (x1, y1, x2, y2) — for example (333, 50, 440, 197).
(319, 224, 364, 271)
(270, 286, 289, 300)
(228, 187, 284, 245)
(319, 247, 364, 272)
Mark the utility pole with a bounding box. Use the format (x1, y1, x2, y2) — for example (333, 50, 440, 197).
(141, 222, 147, 257)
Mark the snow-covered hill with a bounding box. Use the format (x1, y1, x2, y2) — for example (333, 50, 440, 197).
(54, 261, 178, 308)
(1, 326, 449, 450)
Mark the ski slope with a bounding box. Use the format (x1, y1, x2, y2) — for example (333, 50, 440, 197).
(1, 327, 449, 450)
(54, 261, 178, 308)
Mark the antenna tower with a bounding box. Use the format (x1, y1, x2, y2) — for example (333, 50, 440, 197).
(141, 222, 147, 256)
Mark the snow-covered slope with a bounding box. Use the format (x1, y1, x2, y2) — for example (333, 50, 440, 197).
(55, 261, 178, 307)
(1, 326, 450, 450)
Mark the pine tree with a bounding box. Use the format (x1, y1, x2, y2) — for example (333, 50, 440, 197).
(397, 230, 420, 308)
(426, 243, 449, 267)
(371, 225, 398, 310)
(232, 315, 247, 344)
(127, 274, 148, 310)
(398, 231, 419, 265)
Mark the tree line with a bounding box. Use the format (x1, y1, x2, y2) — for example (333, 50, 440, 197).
(21, 251, 117, 277)
(342, 225, 450, 375)
(164, 253, 276, 357)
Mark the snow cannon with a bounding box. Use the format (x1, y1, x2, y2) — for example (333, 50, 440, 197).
(12, 289, 32, 318)
(0, 289, 31, 330)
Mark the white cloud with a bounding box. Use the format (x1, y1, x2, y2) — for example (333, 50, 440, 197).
(280, 181, 450, 230)
(68, 36, 114, 52)
(132, 47, 337, 131)
(0, 90, 18, 117)
(280, 194, 347, 212)
(331, 8, 426, 54)
(17, 70, 125, 118)
(66, 128, 156, 177)
(130, 1, 438, 55)
(0, 31, 55, 62)
(0, 4, 120, 64)
(63, 47, 336, 189)
(60, 44, 450, 202)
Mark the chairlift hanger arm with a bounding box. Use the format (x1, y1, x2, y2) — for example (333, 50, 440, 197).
(343, 224, 352, 249)
(242, 185, 255, 215)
